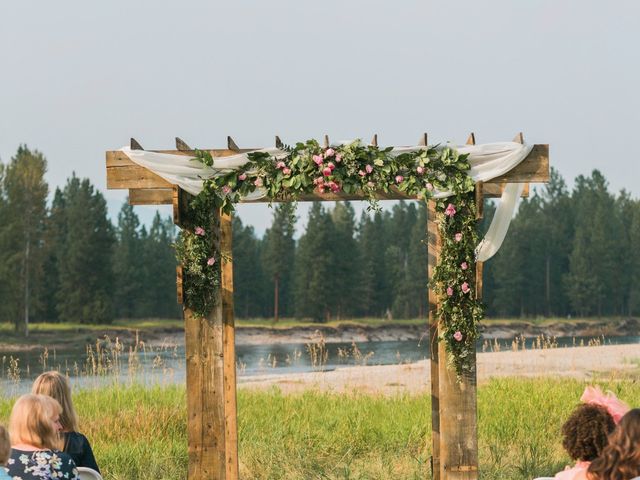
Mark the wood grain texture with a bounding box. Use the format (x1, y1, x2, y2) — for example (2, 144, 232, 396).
(106, 145, 548, 192)
(129, 188, 173, 205)
(427, 201, 441, 480)
(220, 213, 239, 479)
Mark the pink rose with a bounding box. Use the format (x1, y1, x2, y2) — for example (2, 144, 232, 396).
(276, 161, 286, 169)
(395, 175, 404, 184)
(461, 282, 471, 294)
(461, 262, 468, 270)
(238, 173, 247, 181)
(416, 166, 424, 175)
(335, 153, 342, 163)
(313, 155, 324, 165)
(426, 182, 434, 191)
(322, 167, 332, 177)
(314, 177, 324, 185)
(222, 185, 231, 194)
(327, 162, 335, 171)
(454, 233, 463, 242)
(445, 203, 456, 217)
(324, 148, 335, 158)
(283, 167, 292, 176)
(365, 164, 373, 174)
(194, 227, 205, 236)
(317, 185, 326, 193)
(254, 178, 263, 187)
(367, 181, 375, 188)
(358, 170, 366, 177)
(447, 287, 454, 296)
(327, 181, 340, 193)
(453, 331, 463, 342)
(207, 257, 216, 266)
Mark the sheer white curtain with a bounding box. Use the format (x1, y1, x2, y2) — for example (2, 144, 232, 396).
(121, 141, 532, 261)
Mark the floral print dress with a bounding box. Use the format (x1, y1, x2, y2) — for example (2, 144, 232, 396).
(6, 449, 79, 480)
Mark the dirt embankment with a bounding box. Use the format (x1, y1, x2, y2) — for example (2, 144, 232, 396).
(233, 318, 640, 346)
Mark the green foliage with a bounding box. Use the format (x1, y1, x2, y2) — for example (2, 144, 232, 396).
(178, 140, 481, 375)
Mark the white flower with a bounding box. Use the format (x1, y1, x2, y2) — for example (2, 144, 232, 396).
(19, 454, 29, 464)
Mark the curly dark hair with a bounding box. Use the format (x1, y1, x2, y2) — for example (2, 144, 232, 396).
(587, 409, 640, 480)
(561, 403, 615, 462)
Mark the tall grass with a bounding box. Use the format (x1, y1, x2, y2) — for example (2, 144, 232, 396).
(1, 377, 636, 479)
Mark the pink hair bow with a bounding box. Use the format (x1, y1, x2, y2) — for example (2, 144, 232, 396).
(580, 386, 630, 424)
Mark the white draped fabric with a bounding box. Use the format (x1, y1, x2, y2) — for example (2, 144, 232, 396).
(121, 141, 533, 262)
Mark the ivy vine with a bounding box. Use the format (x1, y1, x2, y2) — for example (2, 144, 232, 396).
(174, 139, 483, 377)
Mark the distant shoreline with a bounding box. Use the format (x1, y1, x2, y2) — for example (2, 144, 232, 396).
(1, 318, 638, 352)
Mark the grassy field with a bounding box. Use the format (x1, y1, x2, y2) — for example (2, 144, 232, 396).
(1, 377, 637, 479)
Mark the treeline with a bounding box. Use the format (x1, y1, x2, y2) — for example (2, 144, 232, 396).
(0, 146, 179, 333)
(484, 169, 640, 318)
(233, 201, 428, 321)
(2, 146, 640, 331)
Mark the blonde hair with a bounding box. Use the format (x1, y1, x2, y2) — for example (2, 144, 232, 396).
(9, 394, 62, 450)
(32, 371, 79, 432)
(0, 424, 10, 465)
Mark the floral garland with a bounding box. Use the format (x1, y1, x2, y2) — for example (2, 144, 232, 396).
(174, 139, 483, 377)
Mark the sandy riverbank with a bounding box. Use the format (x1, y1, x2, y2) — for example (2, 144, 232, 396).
(238, 344, 640, 395)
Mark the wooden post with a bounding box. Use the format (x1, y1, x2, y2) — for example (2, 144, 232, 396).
(221, 212, 239, 479)
(427, 200, 441, 480)
(433, 135, 480, 480)
(174, 189, 239, 480)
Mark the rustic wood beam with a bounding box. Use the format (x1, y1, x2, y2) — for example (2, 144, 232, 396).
(221, 213, 239, 479)
(427, 201, 441, 480)
(176, 137, 192, 151)
(130, 138, 144, 150)
(129, 188, 173, 205)
(107, 145, 548, 196)
(418, 133, 428, 146)
(227, 136, 240, 152)
(371, 134, 378, 147)
(323, 134, 330, 148)
(275, 136, 283, 148)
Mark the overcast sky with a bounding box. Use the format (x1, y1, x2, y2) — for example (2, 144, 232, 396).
(1, 0, 639, 236)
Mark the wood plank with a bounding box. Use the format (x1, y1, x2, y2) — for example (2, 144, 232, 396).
(221, 213, 239, 479)
(489, 144, 549, 183)
(483, 183, 529, 198)
(129, 188, 173, 205)
(438, 339, 478, 480)
(427, 201, 441, 480)
(176, 189, 227, 480)
(106, 144, 549, 192)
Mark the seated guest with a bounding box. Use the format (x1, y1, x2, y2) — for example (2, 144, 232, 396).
(587, 408, 640, 480)
(0, 425, 11, 480)
(555, 386, 629, 480)
(6, 394, 79, 480)
(32, 371, 100, 473)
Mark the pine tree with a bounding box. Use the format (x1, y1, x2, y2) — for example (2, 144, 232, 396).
(56, 175, 115, 324)
(233, 216, 266, 318)
(142, 212, 180, 318)
(1, 146, 49, 335)
(294, 202, 333, 321)
(329, 202, 359, 319)
(628, 201, 640, 315)
(39, 188, 67, 322)
(261, 204, 296, 321)
(356, 210, 389, 317)
(112, 201, 145, 319)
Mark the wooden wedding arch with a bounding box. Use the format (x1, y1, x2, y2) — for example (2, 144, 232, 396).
(105, 133, 549, 480)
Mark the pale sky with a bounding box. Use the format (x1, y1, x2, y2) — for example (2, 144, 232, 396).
(1, 0, 639, 236)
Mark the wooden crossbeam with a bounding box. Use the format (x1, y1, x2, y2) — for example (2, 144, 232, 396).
(124, 183, 529, 206)
(107, 144, 548, 204)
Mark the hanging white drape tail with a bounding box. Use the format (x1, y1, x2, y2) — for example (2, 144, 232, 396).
(475, 183, 524, 262)
(121, 141, 533, 262)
